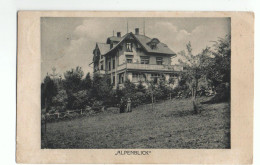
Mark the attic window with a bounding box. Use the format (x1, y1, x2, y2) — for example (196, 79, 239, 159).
(147, 38, 160, 49)
(126, 43, 133, 52)
(150, 43, 157, 49)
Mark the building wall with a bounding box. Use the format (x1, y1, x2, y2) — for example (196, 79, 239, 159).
(118, 41, 171, 66)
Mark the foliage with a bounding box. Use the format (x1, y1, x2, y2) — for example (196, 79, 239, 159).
(70, 90, 92, 110)
(168, 77, 175, 84)
(92, 73, 114, 103)
(177, 35, 231, 105)
(63, 66, 84, 93)
(136, 81, 146, 93)
(92, 101, 104, 112)
(83, 72, 92, 89)
(51, 89, 68, 112)
(178, 42, 212, 113)
(206, 35, 231, 102)
(42, 75, 58, 111)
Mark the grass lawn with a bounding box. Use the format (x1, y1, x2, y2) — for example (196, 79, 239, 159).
(42, 97, 230, 149)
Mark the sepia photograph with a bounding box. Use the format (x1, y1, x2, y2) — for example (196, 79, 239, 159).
(40, 17, 231, 149)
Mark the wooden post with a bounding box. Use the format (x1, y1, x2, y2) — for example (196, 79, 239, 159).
(151, 93, 154, 110)
(153, 96, 155, 110)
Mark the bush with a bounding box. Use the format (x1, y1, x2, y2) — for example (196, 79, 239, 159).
(209, 83, 230, 103)
(92, 101, 103, 112)
(131, 92, 146, 107)
(71, 90, 92, 109)
(170, 80, 191, 98)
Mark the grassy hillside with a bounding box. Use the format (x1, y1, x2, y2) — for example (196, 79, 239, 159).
(42, 97, 230, 149)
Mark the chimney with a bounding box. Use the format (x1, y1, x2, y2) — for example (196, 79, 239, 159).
(135, 28, 139, 35)
(117, 32, 121, 37)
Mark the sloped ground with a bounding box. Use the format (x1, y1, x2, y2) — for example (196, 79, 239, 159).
(42, 97, 230, 149)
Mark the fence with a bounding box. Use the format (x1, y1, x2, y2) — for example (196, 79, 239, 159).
(44, 108, 94, 122)
(43, 92, 186, 122)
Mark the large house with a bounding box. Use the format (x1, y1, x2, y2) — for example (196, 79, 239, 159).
(92, 28, 183, 88)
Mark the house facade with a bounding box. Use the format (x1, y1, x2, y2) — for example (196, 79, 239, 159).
(92, 28, 183, 88)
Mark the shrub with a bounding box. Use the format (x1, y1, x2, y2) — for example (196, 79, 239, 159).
(51, 89, 68, 112)
(92, 101, 103, 112)
(136, 81, 146, 93)
(71, 90, 92, 109)
(209, 83, 230, 103)
(131, 92, 146, 107)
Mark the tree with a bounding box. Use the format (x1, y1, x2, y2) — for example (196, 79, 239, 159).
(83, 72, 92, 89)
(212, 35, 231, 84)
(41, 74, 57, 141)
(92, 73, 113, 105)
(71, 90, 92, 110)
(51, 89, 68, 112)
(63, 66, 84, 93)
(146, 80, 157, 110)
(205, 35, 231, 102)
(63, 67, 85, 109)
(178, 42, 211, 114)
(42, 74, 58, 112)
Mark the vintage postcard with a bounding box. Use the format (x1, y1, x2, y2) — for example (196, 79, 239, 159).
(17, 11, 254, 164)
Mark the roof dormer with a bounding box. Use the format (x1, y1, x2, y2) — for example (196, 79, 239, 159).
(147, 38, 160, 49)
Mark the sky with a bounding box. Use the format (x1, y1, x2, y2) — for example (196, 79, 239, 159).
(41, 17, 230, 80)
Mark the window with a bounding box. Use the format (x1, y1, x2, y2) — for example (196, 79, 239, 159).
(156, 57, 163, 65)
(148, 38, 160, 49)
(140, 56, 150, 64)
(170, 73, 178, 78)
(151, 43, 156, 49)
(127, 59, 133, 63)
(151, 73, 161, 83)
(126, 55, 133, 63)
(100, 61, 104, 70)
(151, 73, 160, 77)
(108, 61, 111, 71)
(126, 42, 133, 52)
(121, 76, 124, 84)
(112, 76, 115, 85)
(119, 73, 124, 84)
(112, 59, 115, 69)
(132, 73, 138, 82)
(132, 73, 146, 82)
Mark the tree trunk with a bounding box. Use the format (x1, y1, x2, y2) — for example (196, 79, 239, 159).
(192, 87, 200, 114)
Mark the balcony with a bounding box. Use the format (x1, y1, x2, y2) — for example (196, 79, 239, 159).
(95, 70, 106, 74)
(115, 63, 183, 72)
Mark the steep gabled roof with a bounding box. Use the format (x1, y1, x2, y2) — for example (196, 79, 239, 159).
(106, 36, 122, 44)
(104, 32, 176, 56)
(134, 35, 175, 55)
(96, 43, 110, 55)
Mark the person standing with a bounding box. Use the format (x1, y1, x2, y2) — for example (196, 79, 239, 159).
(126, 98, 132, 112)
(119, 98, 125, 113)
